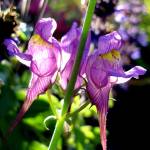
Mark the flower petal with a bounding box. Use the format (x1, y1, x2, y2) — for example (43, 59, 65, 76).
(27, 35, 59, 77)
(80, 31, 91, 75)
(86, 54, 109, 88)
(8, 73, 52, 133)
(35, 17, 57, 41)
(87, 82, 111, 150)
(50, 38, 61, 71)
(98, 31, 123, 54)
(60, 23, 90, 90)
(98, 111, 107, 150)
(60, 22, 81, 71)
(61, 22, 81, 51)
(4, 39, 32, 66)
(110, 66, 147, 84)
(60, 59, 83, 90)
(60, 60, 73, 90)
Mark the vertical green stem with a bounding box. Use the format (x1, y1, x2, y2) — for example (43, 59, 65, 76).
(48, 1, 96, 150)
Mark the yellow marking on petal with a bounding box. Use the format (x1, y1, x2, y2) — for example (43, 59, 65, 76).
(30, 34, 53, 49)
(31, 34, 45, 45)
(101, 52, 113, 61)
(101, 50, 121, 62)
(111, 50, 120, 59)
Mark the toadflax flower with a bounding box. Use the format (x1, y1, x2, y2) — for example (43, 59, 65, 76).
(4, 17, 61, 133)
(85, 31, 146, 150)
(60, 22, 91, 90)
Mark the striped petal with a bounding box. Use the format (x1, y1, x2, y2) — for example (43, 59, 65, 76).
(60, 23, 91, 90)
(61, 22, 81, 52)
(87, 81, 111, 150)
(8, 73, 52, 133)
(60, 22, 81, 71)
(98, 31, 123, 54)
(60, 59, 83, 90)
(35, 17, 57, 42)
(27, 34, 59, 77)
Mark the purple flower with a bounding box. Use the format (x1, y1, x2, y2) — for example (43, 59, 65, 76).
(115, 4, 130, 23)
(60, 22, 91, 90)
(115, 0, 147, 62)
(85, 31, 146, 150)
(137, 31, 148, 47)
(4, 17, 61, 133)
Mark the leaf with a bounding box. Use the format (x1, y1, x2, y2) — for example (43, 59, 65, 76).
(28, 141, 48, 150)
(0, 86, 18, 117)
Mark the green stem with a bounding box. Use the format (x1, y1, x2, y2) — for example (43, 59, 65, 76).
(46, 90, 58, 117)
(61, 0, 96, 116)
(48, 1, 96, 149)
(67, 100, 90, 118)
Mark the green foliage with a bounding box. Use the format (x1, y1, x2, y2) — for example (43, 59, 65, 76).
(140, 0, 150, 40)
(140, 13, 150, 40)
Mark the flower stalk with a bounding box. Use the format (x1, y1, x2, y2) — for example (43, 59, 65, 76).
(66, 100, 90, 118)
(48, 0, 96, 149)
(46, 90, 58, 117)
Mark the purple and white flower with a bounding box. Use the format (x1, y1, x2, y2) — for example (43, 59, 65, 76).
(85, 31, 146, 150)
(4, 17, 61, 132)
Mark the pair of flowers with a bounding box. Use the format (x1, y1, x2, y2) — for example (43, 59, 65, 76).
(4, 17, 146, 150)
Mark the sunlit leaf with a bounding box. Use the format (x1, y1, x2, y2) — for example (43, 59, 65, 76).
(28, 141, 48, 150)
